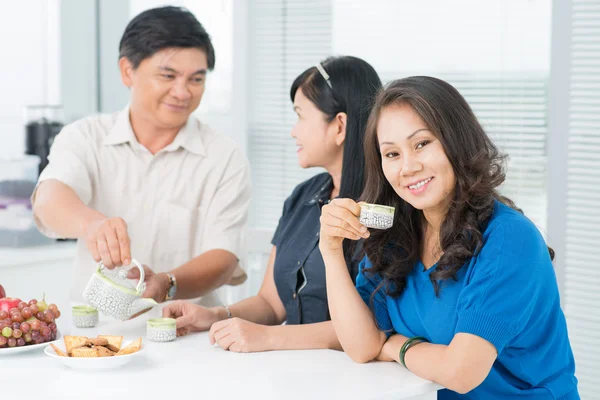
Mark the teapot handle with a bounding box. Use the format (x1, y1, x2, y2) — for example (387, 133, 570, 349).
(97, 259, 145, 294)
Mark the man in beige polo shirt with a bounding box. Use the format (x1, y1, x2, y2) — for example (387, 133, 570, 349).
(32, 6, 251, 309)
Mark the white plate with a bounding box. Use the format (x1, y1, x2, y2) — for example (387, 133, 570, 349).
(0, 330, 62, 356)
(44, 339, 145, 370)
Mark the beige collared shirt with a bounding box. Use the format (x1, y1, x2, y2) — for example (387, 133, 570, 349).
(34, 106, 252, 306)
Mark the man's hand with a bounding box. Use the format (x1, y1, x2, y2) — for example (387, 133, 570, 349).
(208, 318, 274, 353)
(162, 301, 223, 336)
(127, 265, 170, 303)
(84, 217, 131, 269)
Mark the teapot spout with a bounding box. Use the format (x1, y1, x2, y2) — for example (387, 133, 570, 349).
(129, 297, 158, 318)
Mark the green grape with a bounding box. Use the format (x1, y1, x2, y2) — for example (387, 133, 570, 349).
(37, 294, 48, 313)
(1, 327, 12, 338)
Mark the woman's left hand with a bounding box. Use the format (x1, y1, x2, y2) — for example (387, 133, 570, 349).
(208, 318, 273, 353)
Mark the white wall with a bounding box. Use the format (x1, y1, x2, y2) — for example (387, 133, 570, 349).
(0, 0, 61, 157)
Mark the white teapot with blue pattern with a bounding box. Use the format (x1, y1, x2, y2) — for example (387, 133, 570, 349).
(83, 259, 157, 320)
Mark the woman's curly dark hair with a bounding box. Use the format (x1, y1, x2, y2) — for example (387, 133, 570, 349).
(360, 76, 554, 299)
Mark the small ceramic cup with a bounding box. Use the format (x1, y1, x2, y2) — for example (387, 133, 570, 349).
(359, 203, 396, 230)
(147, 318, 177, 342)
(72, 305, 99, 328)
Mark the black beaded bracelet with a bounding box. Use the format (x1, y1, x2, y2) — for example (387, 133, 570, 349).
(399, 336, 429, 369)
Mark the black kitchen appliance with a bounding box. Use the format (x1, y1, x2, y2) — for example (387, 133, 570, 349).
(24, 105, 64, 176)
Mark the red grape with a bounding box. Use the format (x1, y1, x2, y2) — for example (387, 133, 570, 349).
(20, 322, 30, 334)
(48, 304, 58, 313)
(28, 299, 37, 305)
(0, 336, 7, 346)
(7, 337, 16, 347)
(40, 326, 50, 337)
(54, 309, 61, 318)
(8, 308, 19, 315)
(29, 304, 39, 314)
(43, 310, 55, 323)
(23, 332, 32, 343)
(21, 307, 32, 319)
(31, 331, 40, 340)
(0, 311, 7, 320)
(11, 322, 20, 330)
(16, 338, 25, 347)
(30, 320, 41, 331)
(17, 302, 27, 310)
(12, 329, 22, 339)
(35, 312, 44, 321)
(34, 337, 43, 345)
(11, 313, 24, 323)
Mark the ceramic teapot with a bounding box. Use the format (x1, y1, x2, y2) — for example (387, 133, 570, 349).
(82, 259, 157, 320)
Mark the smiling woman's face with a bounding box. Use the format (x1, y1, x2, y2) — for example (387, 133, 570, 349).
(377, 103, 456, 215)
(290, 87, 343, 169)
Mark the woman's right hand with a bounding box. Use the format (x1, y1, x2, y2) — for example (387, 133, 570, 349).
(319, 198, 370, 254)
(162, 301, 223, 336)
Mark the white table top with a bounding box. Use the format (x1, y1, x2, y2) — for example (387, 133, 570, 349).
(3, 308, 440, 400)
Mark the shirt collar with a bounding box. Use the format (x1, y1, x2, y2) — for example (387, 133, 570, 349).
(303, 174, 334, 206)
(103, 105, 207, 157)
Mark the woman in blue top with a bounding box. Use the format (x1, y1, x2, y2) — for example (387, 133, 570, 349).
(319, 77, 579, 399)
(162, 56, 382, 352)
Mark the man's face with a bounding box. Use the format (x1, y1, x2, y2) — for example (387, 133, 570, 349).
(120, 47, 208, 130)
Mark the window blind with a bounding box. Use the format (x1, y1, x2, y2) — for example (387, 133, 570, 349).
(249, 0, 551, 236)
(564, 1, 600, 397)
(248, 0, 331, 228)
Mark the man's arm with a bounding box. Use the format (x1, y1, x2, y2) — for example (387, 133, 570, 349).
(33, 179, 103, 239)
(169, 249, 238, 299)
(33, 179, 132, 268)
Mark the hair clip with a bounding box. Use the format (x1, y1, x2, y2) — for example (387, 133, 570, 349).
(316, 63, 332, 89)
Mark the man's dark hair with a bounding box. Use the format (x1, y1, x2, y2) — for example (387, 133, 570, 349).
(119, 6, 215, 70)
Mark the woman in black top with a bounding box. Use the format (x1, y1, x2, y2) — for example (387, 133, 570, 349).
(163, 56, 382, 352)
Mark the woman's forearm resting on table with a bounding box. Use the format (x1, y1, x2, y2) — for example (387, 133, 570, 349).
(322, 251, 386, 363)
(381, 333, 496, 394)
(268, 321, 342, 351)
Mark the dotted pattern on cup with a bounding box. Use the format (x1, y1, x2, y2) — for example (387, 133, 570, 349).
(147, 327, 176, 342)
(359, 209, 394, 230)
(72, 313, 99, 328)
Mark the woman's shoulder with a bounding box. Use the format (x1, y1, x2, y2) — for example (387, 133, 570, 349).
(483, 200, 549, 257)
(286, 172, 332, 205)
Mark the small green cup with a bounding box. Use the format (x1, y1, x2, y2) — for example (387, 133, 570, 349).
(147, 318, 177, 342)
(72, 305, 99, 328)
